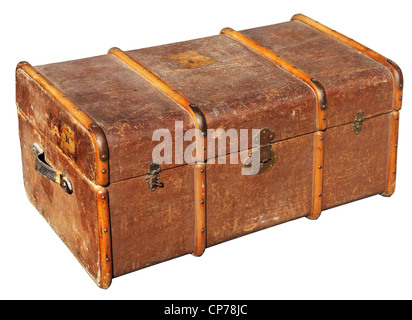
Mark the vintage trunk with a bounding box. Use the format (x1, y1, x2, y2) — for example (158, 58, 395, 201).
(15, 14, 403, 288)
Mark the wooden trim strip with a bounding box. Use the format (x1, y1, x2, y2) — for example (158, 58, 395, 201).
(194, 163, 206, 256)
(108, 48, 207, 137)
(108, 48, 207, 256)
(291, 14, 403, 111)
(291, 14, 403, 199)
(382, 111, 400, 197)
(308, 131, 324, 219)
(220, 28, 327, 131)
(220, 28, 327, 219)
(16, 62, 110, 187)
(96, 188, 112, 289)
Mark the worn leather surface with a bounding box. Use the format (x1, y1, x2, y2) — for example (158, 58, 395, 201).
(127, 34, 318, 152)
(241, 21, 394, 127)
(18, 112, 101, 283)
(35, 55, 195, 183)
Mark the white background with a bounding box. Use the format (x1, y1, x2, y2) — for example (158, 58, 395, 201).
(1, 0, 411, 300)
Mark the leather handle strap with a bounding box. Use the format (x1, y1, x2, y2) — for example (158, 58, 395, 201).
(32, 143, 73, 194)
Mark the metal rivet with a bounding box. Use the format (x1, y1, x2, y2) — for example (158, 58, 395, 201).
(320, 137, 324, 140)
(201, 228, 205, 233)
(399, 96, 402, 101)
(106, 258, 110, 262)
(393, 170, 396, 174)
(318, 193, 322, 197)
(395, 144, 398, 148)
(104, 228, 109, 233)
(102, 169, 107, 174)
(322, 116, 326, 120)
(101, 196, 106, 200)
(200, 200, 204, 204)
(200, 169, 204, 173)
(318, 165, 322, 169)
(396, 116, 399, 120)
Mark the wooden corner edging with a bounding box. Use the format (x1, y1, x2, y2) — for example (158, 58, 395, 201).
(96, 188, 113, 289)
(16, 62, 113, 288)
(308, 131, 325, 219)
(381, 111, 400, 197)
(16, 62, 110, 187)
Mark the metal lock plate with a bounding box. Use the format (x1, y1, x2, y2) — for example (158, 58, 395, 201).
(244, 128, 278, 175)
(352, 110, 366, 135)
(146, 162, 164, 191)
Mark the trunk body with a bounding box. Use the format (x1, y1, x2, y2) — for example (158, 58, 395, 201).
(15, 15, 402, 288)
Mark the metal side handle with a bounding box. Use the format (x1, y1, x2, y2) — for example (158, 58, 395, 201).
(32, 143, 73, 194)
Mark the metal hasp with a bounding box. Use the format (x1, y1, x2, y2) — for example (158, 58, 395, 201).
(32, 143, 73, 194)
(352, 110, 366, 135)
(244, 128, 278, 175)
(146, 162, 164, 191)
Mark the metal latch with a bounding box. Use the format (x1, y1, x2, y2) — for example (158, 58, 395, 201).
(244, 128, 279, 175)
(146, 162, 164, 191)
(352, 110, 366, 135)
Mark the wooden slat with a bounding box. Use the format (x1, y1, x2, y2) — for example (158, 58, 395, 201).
(220, 27, 327, 131)
(382, 111, 400, 197)
(291, 14, 403, 200)
(220, 28, 327, 218)
(96, 188, 112, 289)
(108, 48, 207, 256)
(308, 131, 325, 219)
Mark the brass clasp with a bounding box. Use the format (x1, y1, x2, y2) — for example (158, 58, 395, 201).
(352, 110, 366, 135)
(244, 128, 278, 175)
(146, 162, 164, 191)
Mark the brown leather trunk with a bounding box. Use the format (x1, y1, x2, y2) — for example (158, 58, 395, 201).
(15, 14, 402, 288)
